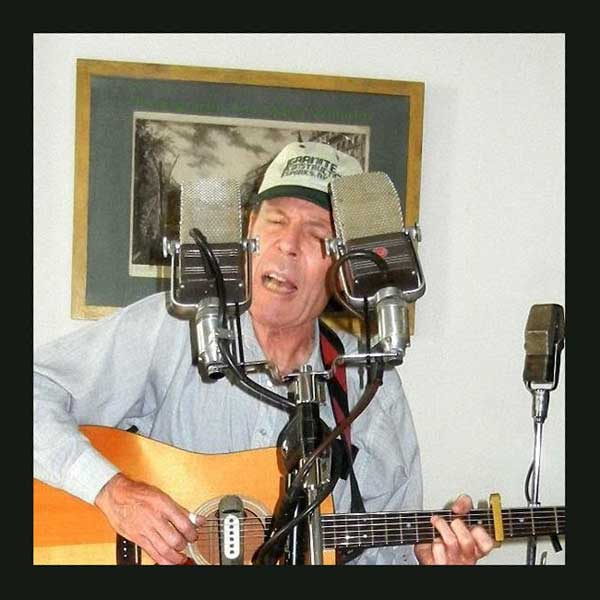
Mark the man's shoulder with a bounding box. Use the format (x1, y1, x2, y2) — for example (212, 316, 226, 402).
(117, 291, 170, 318)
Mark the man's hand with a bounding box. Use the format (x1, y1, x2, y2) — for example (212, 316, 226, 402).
(414, 494, 495, 565)
(95, 473, 200, 565)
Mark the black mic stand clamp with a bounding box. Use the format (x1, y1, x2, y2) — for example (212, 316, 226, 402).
(269, 365, 333, 565)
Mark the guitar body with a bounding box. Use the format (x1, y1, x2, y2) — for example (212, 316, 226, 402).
(33, 426, 335, 565)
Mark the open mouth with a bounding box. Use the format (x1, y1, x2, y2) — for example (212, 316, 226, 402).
(262, 272, 298, 294)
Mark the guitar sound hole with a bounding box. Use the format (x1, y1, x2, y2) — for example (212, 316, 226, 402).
(189, 507, 267, 565)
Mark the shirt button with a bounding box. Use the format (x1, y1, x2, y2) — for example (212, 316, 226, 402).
(259, 428, 267, 436)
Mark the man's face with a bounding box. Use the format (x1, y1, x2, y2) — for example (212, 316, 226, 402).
(248, 197, 334, 331)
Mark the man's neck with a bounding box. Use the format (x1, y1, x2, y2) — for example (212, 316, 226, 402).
(250, 317, 316, 377)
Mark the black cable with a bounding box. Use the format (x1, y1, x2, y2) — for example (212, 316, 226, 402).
(234, 302, 246, 372)
(189, 228, 226, 327)
(326, 249, 389, 320)
(189, 228, 294, 412)
(287, 359, 384, 504)
(254, 359, 385, 564)
(524, 461, 533, 504)
(253, 474, 337, 565)
(218, 338, 294, 411)
(363, 296, 373, 384)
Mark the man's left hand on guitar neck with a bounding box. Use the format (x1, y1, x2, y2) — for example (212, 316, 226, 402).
(414, 494, 495, 565)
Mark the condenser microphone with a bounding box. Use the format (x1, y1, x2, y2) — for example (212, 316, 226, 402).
(523, 304, 565, 392)
(329, 172, 425, 360)
(165, 178, 253, 379)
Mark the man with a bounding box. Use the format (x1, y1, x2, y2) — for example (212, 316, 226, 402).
(34, 141, 494, 565)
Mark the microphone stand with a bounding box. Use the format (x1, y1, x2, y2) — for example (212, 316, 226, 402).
(273, 366, 330, 565)
(253, 353, 391, 565)
(523, 306, 565, 565)
(525, 387, 550, 565)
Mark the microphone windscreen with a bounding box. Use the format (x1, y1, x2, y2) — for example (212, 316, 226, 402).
(179, 178, 242, 245)
(330, 172, 404, 243)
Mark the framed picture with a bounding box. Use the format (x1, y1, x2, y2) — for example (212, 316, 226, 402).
(71, 59, 425, 328)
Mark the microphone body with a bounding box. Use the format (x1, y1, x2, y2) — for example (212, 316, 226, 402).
(166, 178, 252, 379)
(329, 172, 425, 360)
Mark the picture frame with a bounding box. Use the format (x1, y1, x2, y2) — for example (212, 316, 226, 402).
(71, 59, 425, 331)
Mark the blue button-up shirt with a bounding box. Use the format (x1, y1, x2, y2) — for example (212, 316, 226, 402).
(34, 292, 423, 564)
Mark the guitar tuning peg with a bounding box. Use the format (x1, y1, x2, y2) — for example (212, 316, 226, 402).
(540, 551, 547, 565)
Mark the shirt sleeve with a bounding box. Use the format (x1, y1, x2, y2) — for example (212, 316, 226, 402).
(342, 365, 423, 565)
(33, 293, 180, 504)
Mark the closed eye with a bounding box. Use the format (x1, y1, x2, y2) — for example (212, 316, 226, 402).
(310, 229, 329, 240)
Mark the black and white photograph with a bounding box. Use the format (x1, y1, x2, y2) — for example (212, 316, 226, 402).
(129, 112, 369, 277)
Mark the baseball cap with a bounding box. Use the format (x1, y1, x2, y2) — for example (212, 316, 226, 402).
(256, 141, 363, 211)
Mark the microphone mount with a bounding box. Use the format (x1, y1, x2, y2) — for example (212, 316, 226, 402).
(163, 234, 260, 380)
(325, 229, 425, 364)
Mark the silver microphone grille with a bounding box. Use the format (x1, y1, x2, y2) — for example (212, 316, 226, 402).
(179, 178, 242, 245)
(330, 172, 405, 243)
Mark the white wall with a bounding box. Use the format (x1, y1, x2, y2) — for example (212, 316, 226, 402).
(33, 33, 565, 565)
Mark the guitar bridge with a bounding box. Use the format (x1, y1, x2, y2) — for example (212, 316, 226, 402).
(116, 534, 141, 565)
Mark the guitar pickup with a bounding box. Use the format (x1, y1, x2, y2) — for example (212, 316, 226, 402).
(218, 495, 245, 565)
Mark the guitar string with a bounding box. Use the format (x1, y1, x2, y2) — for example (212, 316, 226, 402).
(191, 509, 564, 532)
(188, 509, 564, 560)
(191, 519, 565, 537)
(191, 513, 565, 529)
(190, 518, 565, 543)
(193, 507, 564, 524)
(190, 522, 566, 561)
(191, 516, 565, 560)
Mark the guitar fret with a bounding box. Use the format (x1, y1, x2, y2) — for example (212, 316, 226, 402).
(553, 506, 559, 534)
(507, 508, 514, 538)
(415, 511, 420, 544)
(384, 513, 389, 546)
(343, 513, 348, 546)
(530, 507, 535, 536)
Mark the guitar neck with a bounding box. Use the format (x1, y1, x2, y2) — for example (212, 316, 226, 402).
(318, 506, 565, 550)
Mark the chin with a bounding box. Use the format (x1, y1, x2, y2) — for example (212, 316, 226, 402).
(251, 304, 302, 329)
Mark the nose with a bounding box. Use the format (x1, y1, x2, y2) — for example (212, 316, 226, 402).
(277, 223, 302, 257)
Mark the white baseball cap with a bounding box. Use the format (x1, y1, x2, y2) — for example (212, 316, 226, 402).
(256, 141, 363, 211)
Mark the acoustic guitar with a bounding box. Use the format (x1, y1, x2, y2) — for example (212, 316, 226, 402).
(33, 426, 565, 565)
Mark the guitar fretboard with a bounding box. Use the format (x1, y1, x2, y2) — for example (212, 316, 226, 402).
(313, 506, 565, 549)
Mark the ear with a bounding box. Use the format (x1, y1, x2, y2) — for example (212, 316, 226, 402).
(247, 207, 260, 237)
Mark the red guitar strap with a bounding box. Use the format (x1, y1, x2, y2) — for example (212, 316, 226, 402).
(318, 320, 366, 514)
(319, 320, 367, 563)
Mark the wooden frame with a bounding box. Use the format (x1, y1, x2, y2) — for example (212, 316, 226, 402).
(71, 58, 424, 322)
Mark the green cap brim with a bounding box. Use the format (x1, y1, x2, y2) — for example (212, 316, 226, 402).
(256, 185, 331, 211)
